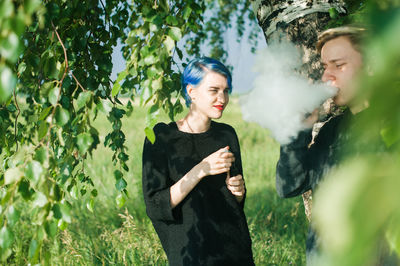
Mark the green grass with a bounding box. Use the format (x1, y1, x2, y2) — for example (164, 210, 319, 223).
(9, 98, 307, 265)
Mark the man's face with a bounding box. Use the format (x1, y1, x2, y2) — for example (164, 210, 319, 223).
(321, 36, 363, 106)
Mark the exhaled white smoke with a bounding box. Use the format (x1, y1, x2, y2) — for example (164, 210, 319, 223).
(240, 41, 337, 145)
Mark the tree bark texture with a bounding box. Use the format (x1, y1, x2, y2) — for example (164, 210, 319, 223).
(251, 0, 347, 80)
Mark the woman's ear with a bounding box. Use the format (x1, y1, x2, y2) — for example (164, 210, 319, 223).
(187, 85, 195, 101)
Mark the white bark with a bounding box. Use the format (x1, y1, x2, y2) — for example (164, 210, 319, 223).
(252, 0, 346, 39)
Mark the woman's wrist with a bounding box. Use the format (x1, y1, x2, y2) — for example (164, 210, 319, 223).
(192, 162, 207, 180)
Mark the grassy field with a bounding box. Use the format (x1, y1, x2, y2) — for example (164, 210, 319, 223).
(11, 97, 307, 265)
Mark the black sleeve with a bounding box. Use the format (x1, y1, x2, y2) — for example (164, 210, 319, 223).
(229, 126, 246, 209)
(142, 127, 176, 222)
(275, 129, 314, 198)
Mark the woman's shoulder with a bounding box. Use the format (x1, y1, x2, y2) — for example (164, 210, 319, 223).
(212, 121, 236, 132)
(148, 122, 178, 143)
(153, 122, 170, 132)
(211, 121, 238, 138)
(153, 122, 178, 135)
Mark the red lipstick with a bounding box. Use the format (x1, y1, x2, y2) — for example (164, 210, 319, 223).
(214, 105, 224, 110)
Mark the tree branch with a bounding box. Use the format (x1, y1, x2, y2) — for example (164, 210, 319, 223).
(13, 87, 20, 152)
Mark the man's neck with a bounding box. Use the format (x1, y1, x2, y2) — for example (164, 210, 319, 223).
(349, 100, 369, 115)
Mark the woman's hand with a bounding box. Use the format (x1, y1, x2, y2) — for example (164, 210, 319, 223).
(170, 146, 235, 208)
(197, 146, 235, 178)
(225, 173, 245, 202)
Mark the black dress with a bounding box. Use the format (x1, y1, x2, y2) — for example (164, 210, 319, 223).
(142, 121, 254, 266)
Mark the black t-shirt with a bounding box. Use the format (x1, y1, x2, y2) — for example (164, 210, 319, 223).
(142, 121, 254, 266)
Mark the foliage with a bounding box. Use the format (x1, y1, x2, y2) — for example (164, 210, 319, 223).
(0, 0, 259, 262)
(313, 2, 400, 265)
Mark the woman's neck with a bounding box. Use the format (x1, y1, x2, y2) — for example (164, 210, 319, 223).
(179, 111, 211, 133)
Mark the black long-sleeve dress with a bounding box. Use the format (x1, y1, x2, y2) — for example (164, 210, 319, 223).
(142, 121, 254, 266)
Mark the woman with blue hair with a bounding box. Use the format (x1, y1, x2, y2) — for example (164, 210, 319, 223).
(142, 57, 254, 265)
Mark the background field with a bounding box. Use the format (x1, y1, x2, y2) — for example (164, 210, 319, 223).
(11, 97, 307, 265)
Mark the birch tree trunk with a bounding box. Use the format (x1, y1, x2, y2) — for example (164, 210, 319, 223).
(251, 0, 346, 80)
(251, 0, 347, 221)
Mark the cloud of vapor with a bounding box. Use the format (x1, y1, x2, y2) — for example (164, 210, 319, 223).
(240, 41, 337, 145)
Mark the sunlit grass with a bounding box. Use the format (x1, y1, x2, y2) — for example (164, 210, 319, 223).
(11, 97, 307, 265)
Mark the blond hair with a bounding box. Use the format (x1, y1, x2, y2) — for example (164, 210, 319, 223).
(316, 26, 366, 53)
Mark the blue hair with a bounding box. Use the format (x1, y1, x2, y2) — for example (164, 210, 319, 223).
(181, 57, 232, 107)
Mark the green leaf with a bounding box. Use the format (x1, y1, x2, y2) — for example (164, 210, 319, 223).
(115, 178, 127, 191)
(70, 185, 78, 199)
(25, 161, 43, 184)
(58, 220, 68, 231)
(144, 54, 157, 65)
(1, 246, 12, 261)
(168, 27, 182, 41)
(0, 190, 12, 206)
(76, 132, 93, 155)
(152, 78, 162, 91)
(6, 103, 17, 112)
(17, 62, 27, 75)
(115, 193, 126, 208)
(0, 0, 14, 18)
(91, 189, 98, 197)
(6, 206, 20, 227)
(0, 66, 17, 103)
(112, 70, 128, 97)
(38, 121, 48, 140)
(44, 57, 59, 79)
(125, 35, 137, 46)
(146, 65, 159, 78)
(4, 167, 23, 185)
(38, 106, 52, 121)
(48, 86, 60, 106)
(55, 107, 70, 126)
(0, 32, 21, 63)
(163, 35, 175, 54)
(96, 99, 113, 114)
(33, 192, 47, 207)
(146, 104, 159, 128)
(34, 147, 48, 164)
(0, 226, 14, 250)
(166, 15, 178, 25)
(25, 0, 42, 14)
(52, 204, 62, 219)
(144, 127, 156, 144)
(44, 221, 57, 238)
(111, 83, 121, 97)
(128, 66, 138, 77)
(329, 7, 339, 19)
(183, 6, 192, 20)
(18, 180, 33, 200)
(28, 239, 40, 262)
(86, 198, 94, 212)
(114, 169, 123, 180)
(59, 203, 71, 223)
(52, 184, 62, 201)
(140, 80, 152, 105)
(76, 91, 91, 110)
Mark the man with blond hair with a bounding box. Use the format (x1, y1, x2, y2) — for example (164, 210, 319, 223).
(275, 26, 371, 264)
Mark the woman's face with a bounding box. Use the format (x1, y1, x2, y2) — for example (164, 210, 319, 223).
(189, 71, 229, 119)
